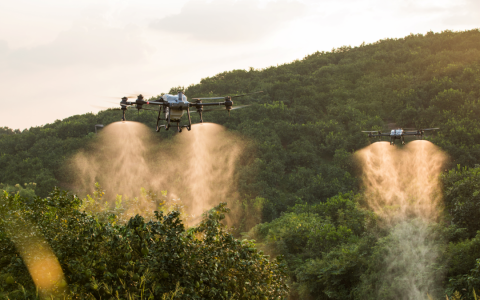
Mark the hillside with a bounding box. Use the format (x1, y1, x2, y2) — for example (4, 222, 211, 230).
(1, 29, 480, 299)
(2, 30, 479, 201)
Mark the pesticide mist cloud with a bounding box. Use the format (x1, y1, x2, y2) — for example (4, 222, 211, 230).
(355, 141, 447, 223)
(376, 220, 443, 299)
(71, 122, 244, 224)
(355, 141, 447, 298)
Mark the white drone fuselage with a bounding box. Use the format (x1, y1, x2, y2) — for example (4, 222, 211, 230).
(390, 129, 404, 137)
(160, 93, 189, 121)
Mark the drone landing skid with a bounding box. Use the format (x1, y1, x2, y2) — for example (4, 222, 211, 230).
(156, 123, 191, 133)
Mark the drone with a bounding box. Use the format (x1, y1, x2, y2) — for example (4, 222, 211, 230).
(362, 128, 439, 145)
(117, 91, 262, 132)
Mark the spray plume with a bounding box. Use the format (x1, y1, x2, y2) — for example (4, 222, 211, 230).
(71, 121, 244, 224)
(355, 141, 447, 299)
(355, 141, 446, 223)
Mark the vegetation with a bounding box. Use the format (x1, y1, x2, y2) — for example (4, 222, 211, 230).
(1, 29, 480, 298)
(0, 189, 288, 299)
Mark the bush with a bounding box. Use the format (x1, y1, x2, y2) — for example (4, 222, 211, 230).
(0, 188, 288, 299)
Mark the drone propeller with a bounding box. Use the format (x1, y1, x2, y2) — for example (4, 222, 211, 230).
(93, 104, 160, 112)
(191, 96, 225, 100)
(198, 105, 250, 112)
(231, 91, 263, 98)
(92, 105, 136, 111)
(118, 93, 155, 99)
(105, 100, 130, 106)
(404, 128, 439, 131)
(192, 91, 263, 101)
(105, 95, 136, 100)
(361, 131, 381, 133)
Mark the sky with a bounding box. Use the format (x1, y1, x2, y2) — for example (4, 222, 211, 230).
(0, 0, 479, 129)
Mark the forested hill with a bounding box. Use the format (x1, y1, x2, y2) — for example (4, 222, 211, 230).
(1, 29, 479, 202)
(1, 29, 480, 299)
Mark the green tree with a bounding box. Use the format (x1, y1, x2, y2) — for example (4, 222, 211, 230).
(0, 188, 288, 299)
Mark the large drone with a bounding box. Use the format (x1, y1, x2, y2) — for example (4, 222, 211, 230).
(118, 91, 262, 132)
(362, 128, 439, 145)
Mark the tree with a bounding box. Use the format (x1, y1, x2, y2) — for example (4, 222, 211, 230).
(0, 189, 288, 299)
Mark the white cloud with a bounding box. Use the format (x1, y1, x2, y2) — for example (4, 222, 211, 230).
(0, 20, 152, 71)
(150, 0, 307, 43)
(442, 0, 480, 28)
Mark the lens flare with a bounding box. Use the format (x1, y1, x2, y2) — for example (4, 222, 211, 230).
(3, 219, 68, 298)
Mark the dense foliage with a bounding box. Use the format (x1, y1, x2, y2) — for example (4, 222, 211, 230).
(249, 193, 377, 299)
(0, 189, 288, 299)
(1, 29, 480, 299)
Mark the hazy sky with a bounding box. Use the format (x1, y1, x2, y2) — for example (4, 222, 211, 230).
(1, 0, 479, 129)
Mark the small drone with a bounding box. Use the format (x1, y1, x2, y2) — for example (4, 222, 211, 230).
(362, 128, 439, 145)
(118, 91, 262, 132)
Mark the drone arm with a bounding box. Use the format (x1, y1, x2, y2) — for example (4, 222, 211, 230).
(191, 102, 225, 107)
(145, 101, 164, 105)
(403, 132, 421, 136)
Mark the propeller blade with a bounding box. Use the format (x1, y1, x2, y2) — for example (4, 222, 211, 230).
(104, 100, 130, 107)
(403, 128, 439, 131)
(191, 96, 226, 100)
(362, 131, 381, 133)
(92, 105, 127, 111)
(198, 107, 225, 112)
(104, 96, 136, 99)
(192, 91, 263, 101)
(231, 91, 263, 98)
(123, 93, 155, 99)
(230, 105, 250, 110)
(200, 105, 250, 112)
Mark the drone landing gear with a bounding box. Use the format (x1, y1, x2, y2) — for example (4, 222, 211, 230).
(156, 105, 173, 132)
(156, 106, 164, 132)
(155, 106, 192, 133)
(174, 107, 193, 132)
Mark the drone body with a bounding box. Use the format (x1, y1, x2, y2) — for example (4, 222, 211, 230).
(119, 91, 260, 132)
(362, 128, 439, 145)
